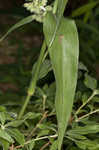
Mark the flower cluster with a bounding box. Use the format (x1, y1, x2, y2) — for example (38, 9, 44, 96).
(24, 0, 52, 22)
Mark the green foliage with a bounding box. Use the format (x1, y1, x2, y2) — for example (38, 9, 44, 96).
(71, 1, 99, 17)
(84, 73, 97, 90)
(56, 0, 68, 18)
(0, 130, 14, 143)
(43, 12, 79, 150)
(0, 15, 34, 42)
(50, 140, 58, 150)
(0, 0, 99, 150)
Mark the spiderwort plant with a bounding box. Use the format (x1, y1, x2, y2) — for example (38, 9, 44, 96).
(0, 0, 79, 149)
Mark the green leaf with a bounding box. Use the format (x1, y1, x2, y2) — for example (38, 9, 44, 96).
(75, 139, 99, 150)
(69, 147, 80, 150)
(27, 140, 35, 150)
(50, 0, 69, 47)
(6, 128, 25, 145)
(0, 112, 6, 125)
(67, 132, 86, 140)
(67, 124, 99, 135)
(44, 14, 79, 150)
(94, 89, 99, 95)
(56, 0, 68, 18)
(38, 59, 52, 79)
(82, 93, 88, 104)
(78, 62, 88, 71)
(75, 140, 86, 150)
(77, 20, 99, 36)
(71, 1, 99, 17)
(43, 12, 56, 47)
(32, 59, 52, 80)
(37, 123, 56, 133)
(0, 106, 6, 112)
(50, 140, 58, 150)
(5, 113, 40, 128)
(37, 129, 49, 138)
(23, 112, 41, 120)
(0, 15, 34, 42)
(0, 138, 9, 150)
(84, 73, 97, 90)
(0, 129, 14, 143)
(5, 120, 24, 128)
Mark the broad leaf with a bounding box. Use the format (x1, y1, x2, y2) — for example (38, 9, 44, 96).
(67, 124, 99, 135)
(0, 129, 14, 143)
(23, 112, 41, 120)
(37, 130, 49, 138)
(32, 59, 52, 80)
(0, 112, 6, 125)
(6, 128, 25, 145)
(67, 132, 86, 140)
(0, 138, 9, 150)
(44, 14, 79, 150)
(56, 0, 68, 18)
(43, 12, 56, 47)
(75, 139, 99, 150)
(49, 1, 69, 47)
(5, 120, 24, 128)
(84, 73, 97, 90)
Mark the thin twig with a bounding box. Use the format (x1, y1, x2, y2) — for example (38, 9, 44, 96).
(9, 144, 14, 150)
(15, 134, 58, 149)
(75, 91, 96, 115)
(40, 141, 51, 150)
(42, 95, 47, 112)
(76, 109, 99, 122)
(27, 111, 48, 139)
(42, 50, 48, 62)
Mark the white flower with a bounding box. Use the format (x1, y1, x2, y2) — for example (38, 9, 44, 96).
(24, 0, 52, 22)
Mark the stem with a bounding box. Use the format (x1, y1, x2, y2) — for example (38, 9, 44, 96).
(15, 134, 58, 149)
(18, 41, 46, 119)
(40, 141, 50, 150)
(43, 95, 47, 112)
(18, 94, 31, 119)
(28, 40, 46, 96)
(53, 0, 58, 14)
(35, 134, 58, 141)
(75, 91, 96, 115)
(27, 111, 48, 139)
(76, 109, 99, 122)
(65, 136, 76, 143)
(42, 50, 48, 62)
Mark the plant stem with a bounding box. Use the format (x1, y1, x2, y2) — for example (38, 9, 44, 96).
(27, 111, 48, 139)
(28, 40, 46, 96)
(42, 50, 48, 62)
(18, 94, 31, 119)
(75, 91, 96, 115)
(43, 95, 47, 112)
(76, 109, 99, 122)
(18, 41, 46, 119)
(53, 0, 58, 14)
(40, 141, 50, 150)
(15, 134, 58, 149)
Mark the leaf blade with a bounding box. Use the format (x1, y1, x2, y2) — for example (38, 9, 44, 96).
(44, 16, 79, 150)
(0, 15, 34, 42)
(71, 1, 99, 17)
